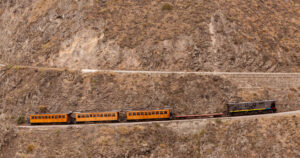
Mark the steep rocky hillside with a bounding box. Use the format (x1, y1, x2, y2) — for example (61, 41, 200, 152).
(1, 66, 299, 124)
(1, 112, 299, 157)
(0, 0, 299, 72)
(0, 66, 238, 121)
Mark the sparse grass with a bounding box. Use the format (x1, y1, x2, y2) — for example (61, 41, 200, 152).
(253, 93, 257, 97)
(17, 116, 25, 124)
(91, 78, 97, 84)
(26, 144, 35, 153)
(13, 65, 21, 69)
(10, 116, 16, 120)
(17, 88, 25, 94)
(41, 41, 53, 50)
(154, 122, 160, 128)
(7, 64, 13, 69)
(56, 130, 60, 135)
(103, 138, 108, 145)
(161, 3, 173, 11)
(290, 88, 297, 92)
(215, 119, 222, 124)
(159, 143, 166, 148)
(288, 93, 294, 99)
(199, 129, 205, 137)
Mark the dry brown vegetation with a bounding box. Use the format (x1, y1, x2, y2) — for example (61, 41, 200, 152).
(0, 0, 299, 157)
(0, 0, 299, 71)
(1, 114, 299, 157)
(1, 66, 300, 126)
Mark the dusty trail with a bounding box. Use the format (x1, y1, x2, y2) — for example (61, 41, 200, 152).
(18, 110, 300, 130)
(1, 64, 300, 75)
(81, 69, 300, 75)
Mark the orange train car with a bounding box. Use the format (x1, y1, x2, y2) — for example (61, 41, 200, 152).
(74, 112, 119, 123)
(29, 113, 72, 124)
(126, 109, 172, 121)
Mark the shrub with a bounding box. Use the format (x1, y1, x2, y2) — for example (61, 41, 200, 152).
(199, 129, 205, 137)
(26, 144, 35, 153)
(161, 3, 173, 11)
(17, 116, 25, 124)
(39, 105, 48, 113)
(215, 119, 222, 124)
(290, 88, 297, 92)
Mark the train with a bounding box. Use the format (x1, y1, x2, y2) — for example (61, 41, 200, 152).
(28, 100, 276, 125)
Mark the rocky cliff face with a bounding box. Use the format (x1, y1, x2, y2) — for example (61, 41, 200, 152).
(0, 0, 299, 72)
(1, 113, 299, 158)
(0, 0, 299, 157)
(1, 66, 299, 122)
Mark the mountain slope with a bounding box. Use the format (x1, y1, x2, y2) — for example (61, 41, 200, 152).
(0, 0, 299, 71)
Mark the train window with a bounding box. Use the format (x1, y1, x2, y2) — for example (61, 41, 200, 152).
(101, 114, 103, 117)
(62, 115, 65, 118)
(81, 115, 84, 118)
(160, 111, 163, 114)
(97, 114, 100, 117)
(31, 116, 34, 119)
(86, 114, 89, 118)
(152, 112, 155, 115)
(42, 116, 44, 119)
(104, 114, 108, 117)
(133, 112, 136, 116)
(112, 113, 115, 117)
(145, 112, 148, 115)
(156, 111, 159, 115)
(108, 113, 111, 117)
(38, 116, 41, 119)
(93, 114, 96, 117)
(78, 115, 81, 118)
(141, 112, 144, 115)
(35, 116, 37, 119)
(164, 111, 167, 114)
(58, 115, 61, 118)
(90, 114, 92, 117)
(129, 113, 132, 116)
(137, 112, 140, 116)
(55, 116, 58, 119)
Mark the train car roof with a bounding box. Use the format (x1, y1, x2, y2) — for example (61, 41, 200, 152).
(29, 112, 72, 115)
(227, 100, 276, 105)
(125, 108, 172, 112)
(73, 110, 121, 114)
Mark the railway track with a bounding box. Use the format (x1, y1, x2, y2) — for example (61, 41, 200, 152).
(1, 64, 300, 75)
(18, 110, 300, 129)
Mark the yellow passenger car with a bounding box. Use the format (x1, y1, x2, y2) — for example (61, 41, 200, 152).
(29, 113, 72, 124)
(126, 109, 171, 121)
(75, 112, 119, 123)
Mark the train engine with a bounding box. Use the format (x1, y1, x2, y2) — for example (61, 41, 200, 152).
(227, 100, 276, 116)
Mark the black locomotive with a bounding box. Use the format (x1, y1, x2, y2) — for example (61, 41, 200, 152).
(227, 100, 276, 116)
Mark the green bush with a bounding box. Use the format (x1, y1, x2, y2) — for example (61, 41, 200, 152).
(17, 116, 25, 124)
(162, 3, 173, 11)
